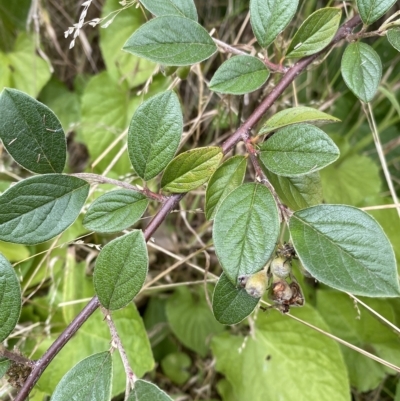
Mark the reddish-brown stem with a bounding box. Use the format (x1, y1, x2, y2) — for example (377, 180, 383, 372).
(0, 347, 34, 367)
(13, 14, 362, 401)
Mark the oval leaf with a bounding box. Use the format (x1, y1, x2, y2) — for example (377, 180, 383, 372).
(387, 28, 400, 52)
(0, 174, 89, 245)
(128, 380, 173, 401)
(0, 358, 10, 379)
(0, 253, 21, 342)
(83, 190, 149, 233)
(0, 88, 66, 174)
(139, 0, 197, 21)
(128, 91, 183, 180)
(208, 55, 270, 95)
(51, 352, 112, 401)
(122, 16, 217, 66)
(205, 155, 247, 220)
(161, 146, 223, 193)
(250, 0, 299, 48)
(213, 183, 280, 284)
(286, 8, 342, 58)
(94, 230, 148, 310)
(341, 42, 382, 103)
(356, 0, 397, 25)
(289, 205, 400, 297)
(259, 124, 339, 177)
(259, 106, 340, 134)
(212, 273, 259, 325)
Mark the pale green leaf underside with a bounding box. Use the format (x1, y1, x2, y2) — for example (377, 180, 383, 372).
(0, 253, 21, 342)
(128, 380, 173, 401)
(0, 88, 66, 174)
(212, 273, 259, 325)
(161, 146, 223, 192)
(205, 155, 247, 220)
(128, 91, 183, 180)
(83, 190, 149, 233)
(94, 230, 148, 310)
(0, 358, 10, 379)
(122, 16, 217, 66)
(213, 183, 280, 284)
(250, 0, 299, 48)
(51, 352, 112, 401)
(341, 42, 382, 103)
(259, 123, 339, 177)
(259, 106, 340, 134)
(139, 0, 197, 21)
(287, 8, 341, 58)
(209, 55, 270, 95)
(0, 174, 89, 245)
(356, 0, 397, 25)
(387, 28, 400, 52)
(289, 205, 400, 297)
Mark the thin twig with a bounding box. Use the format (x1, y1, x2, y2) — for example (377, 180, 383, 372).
(0, 346, 34, 367)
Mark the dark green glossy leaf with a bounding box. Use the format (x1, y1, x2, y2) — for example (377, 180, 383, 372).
(387, 28, 400, 52)
(356, 0, 397, 25)
(139, 0, 197, 21)
(128, 380, 173, 401)
(83, 190, 149, 233)
(289, 205, 400, 297)
(0, 174, 89, 245)
(0, 88, 66, 174)
(128, 91, 183, 180)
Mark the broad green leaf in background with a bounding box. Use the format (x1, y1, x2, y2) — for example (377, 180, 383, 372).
(356, 0, 397, 25)
(128, 91, 183, 180)
(0, 174, 89, 245)
(123, 16, 217, 66)
(317, 291, 400, 392)
(128, 380, 173, 401)
(208, 55, 270, 95)
(140, 0, 198, 21)
(211, 307, 350, 401)
(51, 352, 112, 401)
(83, 190, 149, 233)
(289, 205, 400, 297)
(341, 42, 382, 103)
(0, 253, 21, 342)
(286, 8, 341, 58)
(264, 170, 323, 211)
(160, 352, 191, 385)
(0, 241, 29, 262)
(259, 106, 340, 134)
(387, 28, 400, 52)
(161, 146, 223, 192)
(259, 124, 339, 177)
(213, 183, 280, 284)
(205, 155, 247, 220)
(250, 0, 299, 48)
(212, 273, 259, 325)
(166, 286, 224, 357)
(0, 358, 10, 378)
(0, 88, 66, 174)
(94, 230, 148, 310)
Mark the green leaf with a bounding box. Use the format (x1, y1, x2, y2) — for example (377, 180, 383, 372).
(83, 190, 149, 233)
(0, 241, 29, 262)
(259, 106, 340, 134)
(51, 352, 112, 401)
(211, 307, 350, 401)
(0, 253, 21, 342)
(128, 91, 183, 180)
(122, 16, 217, 66)
(286, 8, 342, 58)
(0, 174, 89, 245)
(212, 273, 259, 325)
(250, 0, 299, 48)
(161, 146, 223, 193)
(128, 380, 173, 401)
(160, 352, 191, 385)
(140, 0, 198, 21)
(289, 205, 400, 297)
(208, 55, 270, 95)
(341, 42, 382, 103)
(387, 28, 400, 52)
(94, 230, 148, 310)
(205, 155, 247, 220)
(0, 358, 10, 379)
(356, 0, 397, 25)
(213, 183, 280, 284)
(264, 170, 323, 211)
(0, 88, 66, 174)
(165, 286, 224, 357)
(259, 124, 339, 177)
